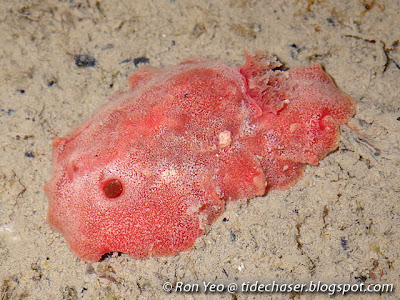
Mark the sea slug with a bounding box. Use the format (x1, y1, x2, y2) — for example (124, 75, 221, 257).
(44, 51, 356, 262)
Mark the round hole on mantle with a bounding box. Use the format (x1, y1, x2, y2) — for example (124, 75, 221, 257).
(103, 179, 123, 198)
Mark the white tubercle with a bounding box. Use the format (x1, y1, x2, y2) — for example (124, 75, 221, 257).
(218, 130, 232, 148)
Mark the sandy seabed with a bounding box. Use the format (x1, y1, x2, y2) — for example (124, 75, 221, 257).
(0, 1, 399, 299)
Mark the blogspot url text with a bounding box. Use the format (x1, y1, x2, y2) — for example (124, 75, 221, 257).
(162, 280, 394, 296)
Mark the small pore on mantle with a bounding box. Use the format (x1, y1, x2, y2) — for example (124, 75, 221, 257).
(103, 179, 123, 198)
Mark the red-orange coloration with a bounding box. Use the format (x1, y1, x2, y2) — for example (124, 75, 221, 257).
(44, 51, 356, 262)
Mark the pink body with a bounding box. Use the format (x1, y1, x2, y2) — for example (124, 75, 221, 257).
(45, 51, 356, 262)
